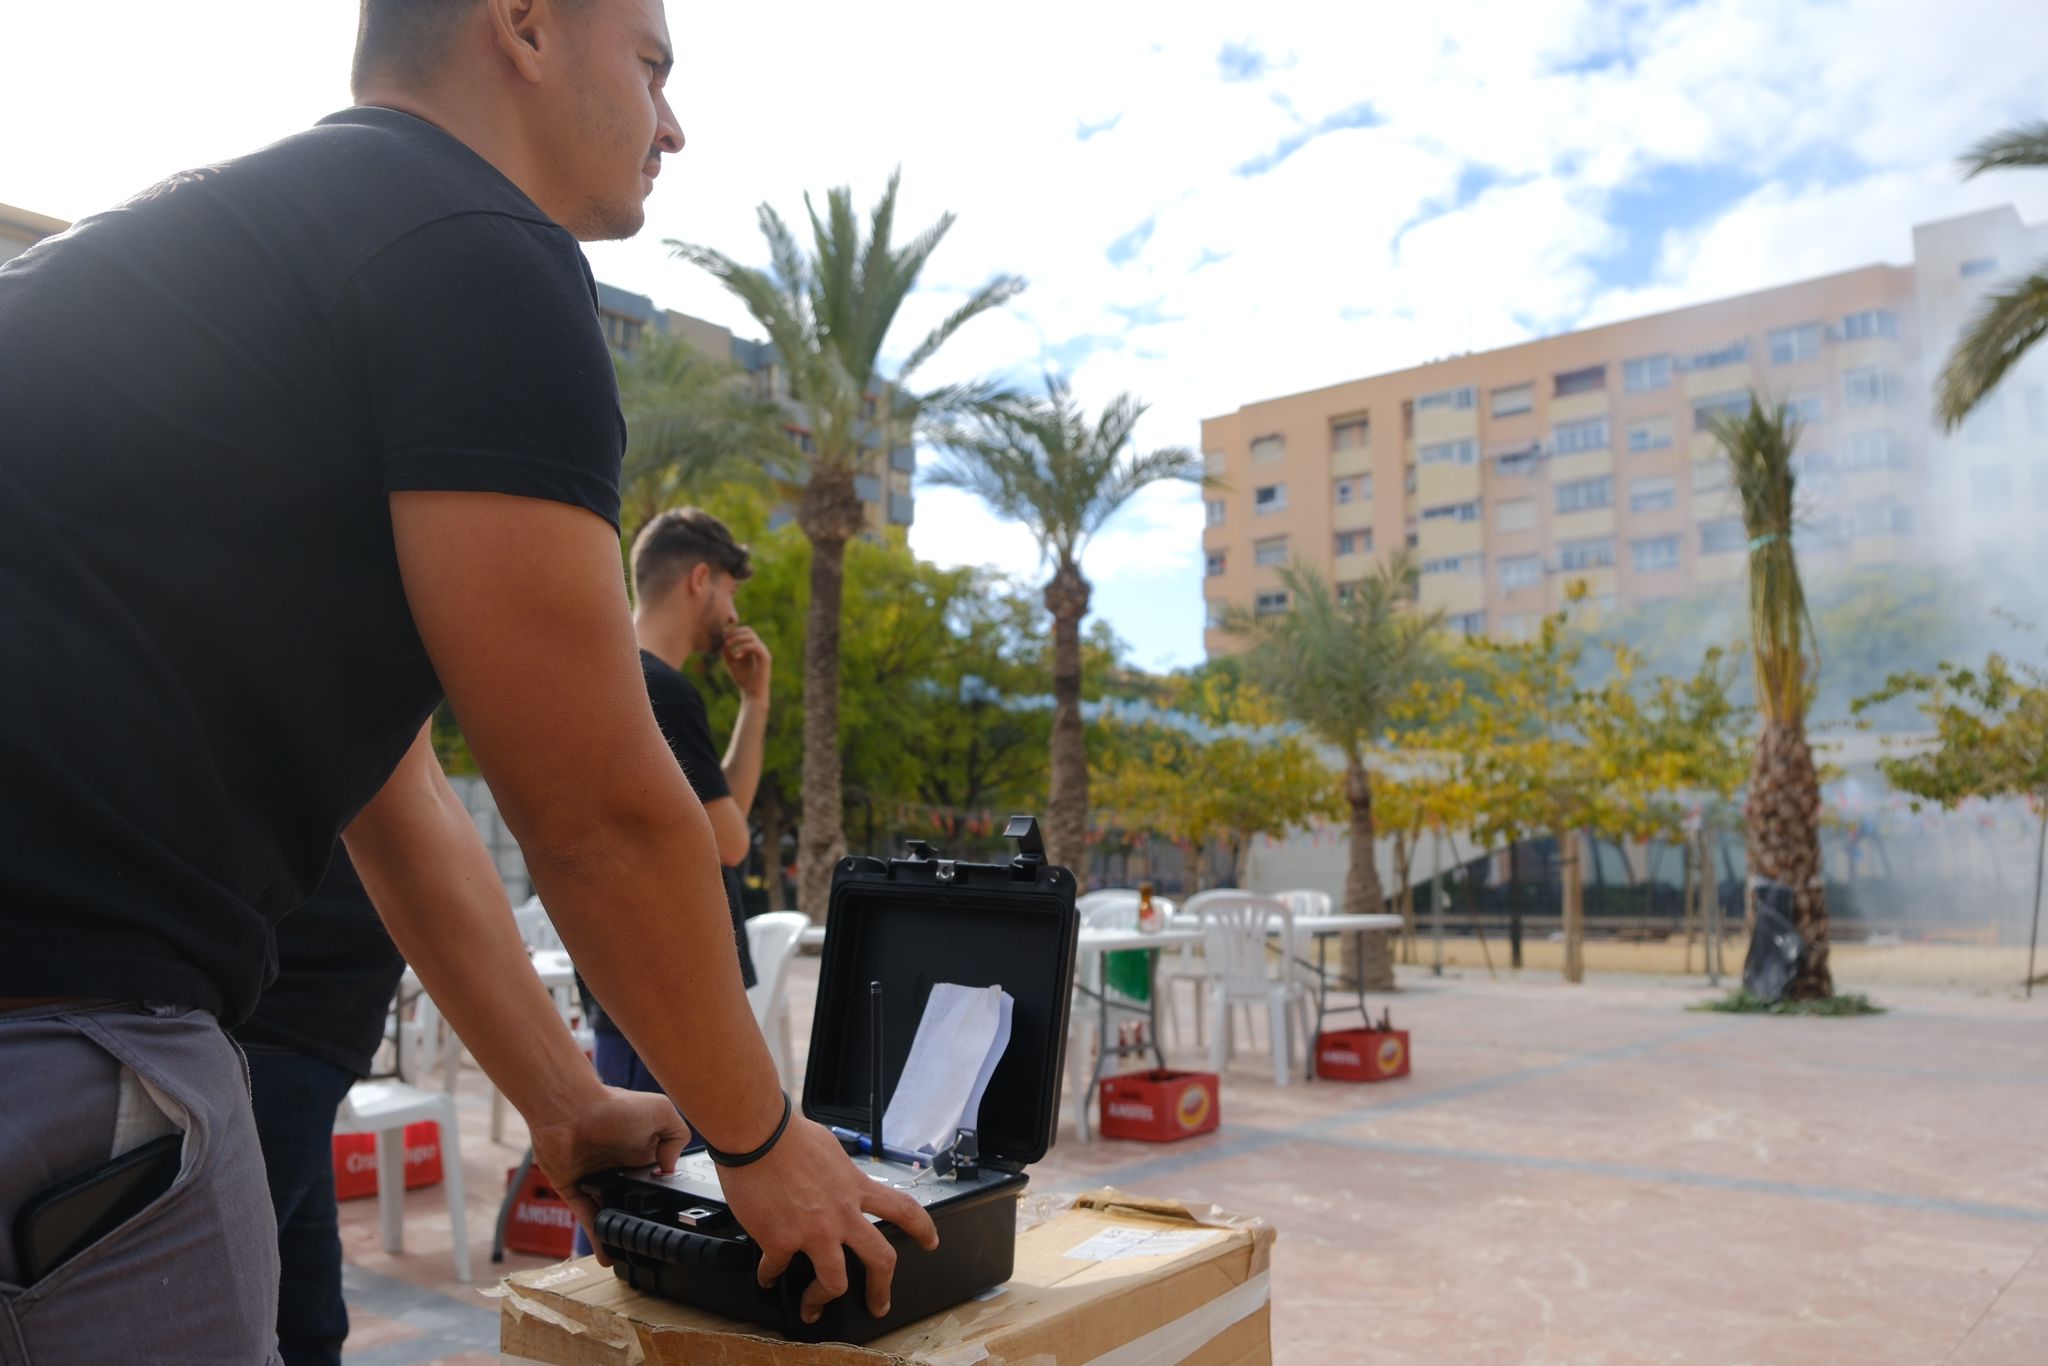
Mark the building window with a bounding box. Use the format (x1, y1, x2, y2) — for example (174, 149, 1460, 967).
(1331, 418, 1369, 452)
(788, 427, 818, 456)
(1335, 529, 1372, 557)
(1842, 309, 1899, 340)
(1495, 497, 1538, 531)
(1251, 435, 1285, 463)
(1254, 484, 1287, 514)
(1852, 501, 1911, 536)
(1554, 365, 1606, 397)
(1404, 466, 1417, 495)
(1336, 580, 1362, 603)
(1552, 417, 1610, 455)
(1492, 384, 1533, 417)
(1631, 535, 1680, 573)
(1334, 474, 1372, 503)
(1205, 551, 1227, 578)
(1843, 431, 1907, 469)
(1630, 477, 1676, 513)
(1422, 554, 1481, 576)
(1417, 385, 1476, 412)
(1693, 392, 1750, 431)
(1205, 499, 1226, 526)
(1499, 555, 1543, 590)
(1254, 590, 1290, 617)
(1451, 612, 1487, 636)
(1624, 354, 1672, 392)
(1768, 323, 1824, 365)
(1555, 476, 1613, 513)
(1421, 501, 1481, 522)
(1254, 536, 1288, 567)
(1699, 518, 1746, 554)
(1627, 419, 1674, 453)
(1960, 257, 2000, 278)
(1970, 466, 2012, 506)
(1963, 397, 2007, 444)
(1419, 438, 1478, 466)
(1205, 600, 1228, 629)
(1787, 392, 1826, 424)
(1557, 538, 1615, 571)
(1687, 339, 1750, 371)
(1843, 368, 1903, 409)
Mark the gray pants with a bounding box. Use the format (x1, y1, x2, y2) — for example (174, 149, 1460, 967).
(0, 1001, 280, 1364)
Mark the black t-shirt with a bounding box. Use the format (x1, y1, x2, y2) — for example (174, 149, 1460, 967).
(580, 651, 757, 1032)
(234, 845, 407, 1078)
(0, 107, 624, 1022)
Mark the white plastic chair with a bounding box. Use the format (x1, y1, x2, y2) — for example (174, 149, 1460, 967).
(1187, 891, 1312, 1087)
(335, 990, 471, 1281)
(745, 912, 811, 1086)
(511, 895, 564, 951)
(1067, 891, 1138, 1141)
(1270, 888, 1337, 997)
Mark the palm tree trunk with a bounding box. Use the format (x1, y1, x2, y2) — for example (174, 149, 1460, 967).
(1044, 563, 1091, 879)
(758, 792, 789, 912)
(795, 468, 866, 922)
(1747, 719, 1832, 997)
(1342, 755, 1394, 990)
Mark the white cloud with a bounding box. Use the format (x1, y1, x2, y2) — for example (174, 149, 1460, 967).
(7, 0, 2046, 668)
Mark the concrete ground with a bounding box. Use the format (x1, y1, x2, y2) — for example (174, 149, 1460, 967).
(338, 959, 2048, 1364)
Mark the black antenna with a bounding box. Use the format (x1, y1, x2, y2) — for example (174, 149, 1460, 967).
(868, 980, 884, 1156)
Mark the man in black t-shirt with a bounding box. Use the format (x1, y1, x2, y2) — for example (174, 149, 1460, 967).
(0, 1, 932, 1353)
(235, 846, 406, 1366)
(578, 511, 768, 1187)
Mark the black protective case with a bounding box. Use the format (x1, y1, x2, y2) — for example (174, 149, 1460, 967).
(585, 818, 1078, 1344)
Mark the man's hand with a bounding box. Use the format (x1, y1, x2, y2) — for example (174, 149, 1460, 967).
(721, 624, 771, 701)
(720, 1116, 940, 1324)
(529, 1088, 695, 1267)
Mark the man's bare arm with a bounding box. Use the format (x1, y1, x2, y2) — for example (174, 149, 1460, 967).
(388, 490, 934, 1321)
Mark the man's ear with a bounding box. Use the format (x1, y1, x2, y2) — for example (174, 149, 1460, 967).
(687, 561, 715, 597)
(484, 0, 548, 84)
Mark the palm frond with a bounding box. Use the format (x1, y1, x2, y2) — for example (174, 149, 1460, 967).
(1705, 393, 1816, 724)
(1936, 267, 2048, 429)
(1959, 119, 2048, 179)
(896, 273, 1029, 384)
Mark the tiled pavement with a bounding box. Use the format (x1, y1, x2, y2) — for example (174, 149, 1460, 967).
(338, 961, 2048, 1364)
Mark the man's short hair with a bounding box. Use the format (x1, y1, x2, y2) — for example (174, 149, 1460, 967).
(352, 0, 592, 90)
(631, 508, 753, 605)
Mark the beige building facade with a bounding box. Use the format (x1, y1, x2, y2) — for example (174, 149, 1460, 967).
(0, 200, 68, 267)
(1200, 205, 2046, 653)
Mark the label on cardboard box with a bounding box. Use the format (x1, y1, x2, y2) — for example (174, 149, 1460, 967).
(1063, 1226, 1225, 1263)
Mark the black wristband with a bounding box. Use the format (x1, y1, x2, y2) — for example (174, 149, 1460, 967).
(703, 1090, 793, 1169)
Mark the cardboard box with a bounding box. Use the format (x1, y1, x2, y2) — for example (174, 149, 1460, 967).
(331, 1121, 445, 1202)
(505, 1166, 580, 1260)
(498, 1189, 1274, 1365)
(1097, 1069, 1222, 1142)
(1315, 1028, 1411, 1083)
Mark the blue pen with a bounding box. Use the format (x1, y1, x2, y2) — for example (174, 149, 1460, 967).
(829, 1125, 930, 1169)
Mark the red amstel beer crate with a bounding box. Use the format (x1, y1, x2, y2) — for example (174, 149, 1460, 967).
(332, 1121, 445, 1201)
(1096, 1069, 1221, 1143)
(503, 1166, 579, 1259)
(1316, 1028, 1411, 1082)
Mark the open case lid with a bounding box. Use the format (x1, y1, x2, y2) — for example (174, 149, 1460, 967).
(802, 816, 1078, 1170)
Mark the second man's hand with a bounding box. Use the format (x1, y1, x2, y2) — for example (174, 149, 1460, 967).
(720, 1114, 940, 1324)
(528, 1084, 695, 1267)
(720, 623, 771, 699)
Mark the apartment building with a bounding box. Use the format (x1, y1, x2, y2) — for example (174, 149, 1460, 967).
(1200, 204, 2047, 652)
(0, 200, 68, 266)
(596, 282, 917, 530)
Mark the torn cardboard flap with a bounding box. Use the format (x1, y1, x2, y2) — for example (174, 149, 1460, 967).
(499, 1190, 1276, 1366)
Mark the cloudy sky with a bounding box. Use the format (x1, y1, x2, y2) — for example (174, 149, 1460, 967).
(7, 1, 2047, 668)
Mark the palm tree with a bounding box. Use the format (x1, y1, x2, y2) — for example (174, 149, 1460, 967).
(1706, 395, 1832, 998)
(670, 173, 1024, 918)
(1937, 120, 2048, 430)
(613, 333, 792, 542)
(927, 375, 1203, 874)
(1235, 554, 1441, 990)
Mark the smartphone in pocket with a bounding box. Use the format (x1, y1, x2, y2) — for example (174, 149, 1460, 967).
(12, 1132, 184, 1284)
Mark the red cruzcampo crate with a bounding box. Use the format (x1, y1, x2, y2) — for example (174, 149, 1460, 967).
(503, 1166, 579, 1260)
(331, 1121, 446, 1202)
(1097, 1069, 1221, 1142)
(1316, 1028, 1412, 1082)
